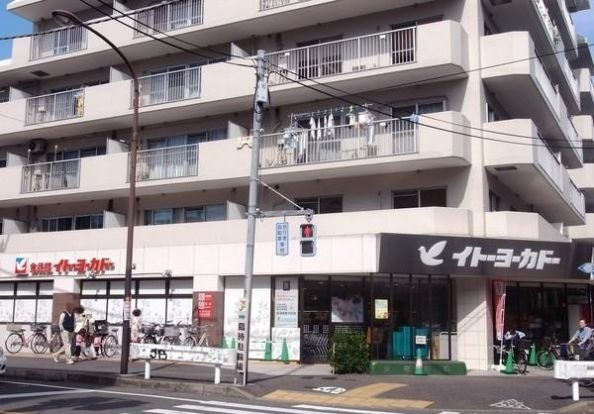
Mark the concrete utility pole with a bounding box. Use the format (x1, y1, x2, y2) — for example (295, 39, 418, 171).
(239, 50, 268, 387)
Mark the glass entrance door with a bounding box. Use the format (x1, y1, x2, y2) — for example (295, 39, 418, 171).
(301, 277, 330, 363)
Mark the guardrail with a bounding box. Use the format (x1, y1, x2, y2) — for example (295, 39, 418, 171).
(137, 67, 201, 107)
(260, 117, 417, 168)
(21, 159, 81, 193)
(134, 0, 204, 37)
(267, 27, 416, 85)
(30, 26, 87, 61)
(25, 89, 85, 125)
(135, 144, 198, 181)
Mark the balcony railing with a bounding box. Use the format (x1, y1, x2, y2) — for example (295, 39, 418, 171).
(260, 117, 417, 168)
(30, 26, 87, 61)
(536, 140, 563, 190)
(137, 67, 201, 107)
(21, 159, 80, 193)
(25, 89, 85, 125)
(267, 27, 416, 85)
(260, 0, 311, 10)
(134, 0, 204, 37)
(135, 144, 198, 181)
(567, 176, 586, 216)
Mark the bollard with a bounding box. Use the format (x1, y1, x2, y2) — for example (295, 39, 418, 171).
(144, 360, 151, 380)
(572, 380, 580, 401)
(214, 364, 221, 385)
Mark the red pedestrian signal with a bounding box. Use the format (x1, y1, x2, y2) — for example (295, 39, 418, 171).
(300, 223, 315, 238)
(300, 223, 316, 257)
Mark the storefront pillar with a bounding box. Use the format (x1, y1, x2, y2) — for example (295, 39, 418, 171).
(51, 278, 81, 323)
(456, 278, 494, 370)
(192, 275, 224, 346)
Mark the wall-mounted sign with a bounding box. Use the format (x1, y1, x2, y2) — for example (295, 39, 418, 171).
(374, 299, 389, 320)
(196, 292, 215, 320)
(275, 222, 289, 256)
(14, 257, 115, 277)
(274, 277, 298, 328)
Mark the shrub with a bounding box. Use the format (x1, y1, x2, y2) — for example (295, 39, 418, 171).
(329, 331, 369, 374)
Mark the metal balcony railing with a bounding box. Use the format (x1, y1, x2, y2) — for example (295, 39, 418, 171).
(260, 0, 311, 10)
(30, 26, 87, 61)
(25, 89, 85, 125)
(134, 0, 204, 37)
(260, 117, 417, 168)
(135, 144, 198, 181)
(267, 27, 416, 85)
(21, 159, 80, 193)
(137, 67, 201, 107)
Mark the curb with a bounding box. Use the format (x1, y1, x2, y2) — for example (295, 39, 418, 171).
(5, 367, 257, 400)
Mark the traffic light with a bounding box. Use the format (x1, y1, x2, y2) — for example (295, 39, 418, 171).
(300, 223, 316, 257)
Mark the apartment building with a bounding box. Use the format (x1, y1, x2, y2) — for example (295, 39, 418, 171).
(0, 0, 592, 370)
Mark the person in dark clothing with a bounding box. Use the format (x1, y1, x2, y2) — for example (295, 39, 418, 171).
(53, 303, 75, 364)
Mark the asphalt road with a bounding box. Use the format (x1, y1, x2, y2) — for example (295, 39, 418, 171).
(0, 378, 580, 414)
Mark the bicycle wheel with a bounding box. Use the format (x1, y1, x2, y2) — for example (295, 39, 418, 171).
(49, 334, 62, 354)
(102, 335, 118, 358)
(516, 352, 527, 374)
(142, 335, 157, 345)
(537, 350, 555, 370)
(5, 333, 24, 354)
(580, 379, 594, 387)
(32, 333, 48, 354)
(183, 337, 196, 347)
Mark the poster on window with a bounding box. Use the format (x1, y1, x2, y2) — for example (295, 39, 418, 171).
(374, 299, 389, 320)
(331, 294, 364, 323)
(274, 277, 298, 328)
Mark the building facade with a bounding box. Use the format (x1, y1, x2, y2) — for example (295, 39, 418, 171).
(0, 0, 593, 370)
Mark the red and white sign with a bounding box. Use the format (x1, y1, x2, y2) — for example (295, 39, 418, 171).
(493, 280, 506, 342)
(196, 292, 215, 319)
(13, 257, 115, 277)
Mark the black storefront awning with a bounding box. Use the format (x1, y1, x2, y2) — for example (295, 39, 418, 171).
(378, 233, 594, 279)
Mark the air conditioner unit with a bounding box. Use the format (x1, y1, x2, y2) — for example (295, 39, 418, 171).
(28, 138, 47, 155)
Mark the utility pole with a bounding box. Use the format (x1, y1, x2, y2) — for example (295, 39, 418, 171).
(239, 49, 268, 387)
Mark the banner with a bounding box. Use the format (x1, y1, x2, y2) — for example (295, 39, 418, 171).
(493, 280, 506, 342)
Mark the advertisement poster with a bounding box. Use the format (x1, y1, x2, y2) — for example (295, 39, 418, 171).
(274, 277, 298, 328)
(374, 299, 389, 320)
(331, 294, 364, 323)
(493, 280, 506, 341)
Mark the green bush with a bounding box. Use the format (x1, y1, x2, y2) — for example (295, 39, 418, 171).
(329, 331, 369, 374)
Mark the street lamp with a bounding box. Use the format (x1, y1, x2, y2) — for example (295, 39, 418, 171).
(52, 9, 140, 375)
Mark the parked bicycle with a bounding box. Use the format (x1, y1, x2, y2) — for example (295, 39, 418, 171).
(495, 330, 529, 374)
(140, 322, 164, 344)
(4, 324, 48, 354)
(48, 325, 63, 354)
(183, 324, 212, 347)
(160, 321, 185, 345)
(86, 320, 119, 358)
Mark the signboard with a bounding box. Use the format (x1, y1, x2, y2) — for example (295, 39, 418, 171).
(129, 343, 237, 368)
(236, 298, 248, 374)
(493, 280, 506, 342)
(275, 222, 289, 256)
(197, 292, 215, 320)
(374, 299, 389, 320)
(379, 233, 593, 279)
(14, 256, 115, 277)
(415, 335, 427, 345)
(274, 277, 298, 328)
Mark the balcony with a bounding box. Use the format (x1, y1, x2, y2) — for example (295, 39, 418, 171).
(135, 144, 198, 182)
(137, 67, 201, 107)
(483, 119, 585, 225)
(29, 26, 87, 61)
(485, 211, 568, 242)
(575, 67, 594, 113)
(259, 111, 471, 182)
(566, 0, 590, 12)
(569, 163, 594, 191)
(546, 0, 579, 56)
(25, 89, 84, 125)
(133, 0, 204, 38)
(572, 115, 594, 141)
(568, 214, 594, 241)
(481, 32, 583, 167)
(260, 0, 311, 10)
(21, 159, 80, 193)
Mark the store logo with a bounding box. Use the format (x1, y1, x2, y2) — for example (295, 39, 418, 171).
(418, 241, 446, 266)
(14, 257, 28, 275)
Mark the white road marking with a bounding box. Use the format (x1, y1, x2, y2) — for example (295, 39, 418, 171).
(0, 380, 80, 390)
(294, 405, 409, 414)
(148, 408, 274, 414)
(0, 389, 93, 400)
(178, 402, 345, 414)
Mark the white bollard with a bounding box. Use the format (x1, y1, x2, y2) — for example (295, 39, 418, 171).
(572, 380, 580, 401)
(144, 360, 151, 380)
(214, 364, 221, 385)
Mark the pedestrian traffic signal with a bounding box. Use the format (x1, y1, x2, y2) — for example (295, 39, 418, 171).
(300, 223, 316, 257)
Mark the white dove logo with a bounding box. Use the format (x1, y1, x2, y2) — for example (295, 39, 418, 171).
(418, 241, 447, 266)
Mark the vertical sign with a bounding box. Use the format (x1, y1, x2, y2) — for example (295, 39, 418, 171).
(236, 298, 248, 377)
(197, 292, 214, 319)
(276, 222, 289, 256)
(493, 279, 506, 368)
(274, 277, 298, 328)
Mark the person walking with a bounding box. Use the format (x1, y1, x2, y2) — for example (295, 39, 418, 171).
(53, 303, 75, 364)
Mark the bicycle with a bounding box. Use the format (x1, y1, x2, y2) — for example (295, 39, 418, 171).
(160, 320, 184, 345)
(48, 325, 63, 354)
(4, 324, 49, 354)
(86, 320, 119, 358)
(140, 322, 164, 344)
(183, 324, 212, 347)
(496, 331, 529, 374)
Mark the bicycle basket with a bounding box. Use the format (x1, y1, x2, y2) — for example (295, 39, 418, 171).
(6, 324, 22, 332)
(164, 326, 180, 337)
(50, 325, 61, 334)
(155, 326, 165, 336)
(30, 324, 46, 333)
(516, 339, 533, 350)
(94, 320, 108, 334)
(141, 324, 154, 334)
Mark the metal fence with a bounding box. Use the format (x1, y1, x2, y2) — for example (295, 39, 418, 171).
(21, 159, 80, 193)
(267, 27, 416, 85)
(134, 0, 204, 37)
(137, 67, 201, 107)
(30, 26, 87, 61)
(260, 0, 311, 10)
(260, 117, 417, 168)
(135, 144, 198, 181)
(26, 89, 85, 125)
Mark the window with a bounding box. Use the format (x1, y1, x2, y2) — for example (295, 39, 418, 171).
(47, 145, 106, 162)
(41, 216, 73, 232)
(0, 158, 6, 168)
(392, 15, 443, 29)
(393, 188, 447, 209)
(41, 214, 103, 232)
(489, 191, 501, 212)
(75, 214, 103, 230)
(0, 281, 53, 323)
(296, 196, 343, 215)
(188, 128, 227, 144)
(393, 99, 446, 118)
(486, 103, 501, 123)
(145, 204, 227, 225)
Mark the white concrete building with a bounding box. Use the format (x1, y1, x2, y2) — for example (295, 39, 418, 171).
(0, 0, 593, 371)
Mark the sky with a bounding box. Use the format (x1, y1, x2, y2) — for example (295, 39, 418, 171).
(0, 1, 591, 61)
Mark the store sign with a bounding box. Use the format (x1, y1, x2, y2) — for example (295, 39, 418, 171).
(274, 277, 298, 328)
(275, 222, 289, 256)
(197, 292, 215, 319)
(379, 234, 593, 278)
(14, 256, 115, 277)
(236, 298, 248, 375)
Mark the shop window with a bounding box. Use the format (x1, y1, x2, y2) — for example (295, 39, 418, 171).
(0, 281, 53, 323)
(170, 279, 193, 295)
(296, 196, 343, 215)
(138, 280, 167, 295)
(393, 188, 446, 209)
(331, 277, 365, 324)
